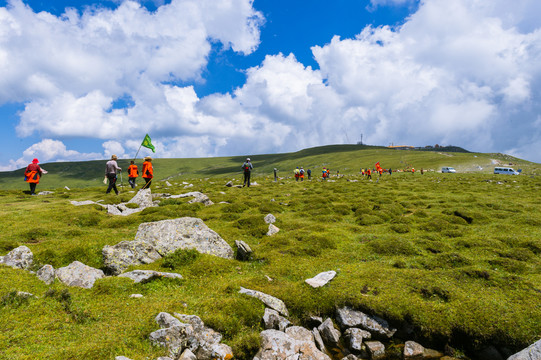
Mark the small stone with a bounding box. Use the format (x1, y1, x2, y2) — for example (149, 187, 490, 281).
(37, 264, 55, 285)
(365, 341, 385, 360)
(129, 294, 143, 298)
(266, 224, 280, 236)
(404, 341, 424, 358)
(305, 271, 336, 288)
(264, 214, 276, 224)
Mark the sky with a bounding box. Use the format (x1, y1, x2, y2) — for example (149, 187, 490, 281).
(0, 0, 540, 171)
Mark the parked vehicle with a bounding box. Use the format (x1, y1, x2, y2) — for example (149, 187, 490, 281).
(494, 167, 520, 175)
(441, 167, 456, 173)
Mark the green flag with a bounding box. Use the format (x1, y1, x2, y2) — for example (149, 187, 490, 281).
(141, 134, 155, 153)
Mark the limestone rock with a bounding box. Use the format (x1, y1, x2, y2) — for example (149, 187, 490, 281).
(37, 191, 54, 195)
(169, 192, 213, 206)
(0, 246, 33, 270)
(129, 294, 143, 298)
(254, 328, 331, 360)
(404, 341, 424, 358)
(55, 261, 105, 289)
(37, 264, 55, 285)
(336, 307, 396, 339)
(118, 270, 183, 283)
(115, 357, 133, 360)
(235, 240, 253, 261)
(127, 188, 154, 208)
(165, 181, 172, 187)
(239, 287, 289, 317)
(507, 339, 541, 360)
(305, 271, 336, 288)
(264, 214, 276, 224)
(150, 312, 233, 360)
(178, 349, 197, 360)
(103, 217, 233, 275)
(262, 308, 291, 331)
(317, 318, 341, 347)
(312, 328, 327, 352)
(70, 200, 98, 206)
(225, 181, 233, 187)
(364, 341, 385, 360)
(266, 224, 280, 236)
(344, 328, 371, 353)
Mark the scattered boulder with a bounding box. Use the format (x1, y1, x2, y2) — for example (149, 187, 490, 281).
(264, 214, 276, 224)
(64, 186, 70, 190)
(344, 328, 371, 353)
(507, 339, 541, 360)
(239, 287, 289, 317)
(149, 312, 233, 360)
(127, 188, 154, 208)
(169, 192, 213, 206)
(103, 217, 234, 275)
(266, 224, 280, 236)
(235, 240, 253, 261)
(254, 328, 331, 360)
(305, 271, 336, 288)
(404, 340, 424, 358)
(55, 261, 105, 289)
(335, 307, 396, 339)
(225, 181, 233, 187)
(312, 327, 327, 352)
(115, 357, 133, 360)
(0, 246, 33, 270)
(118, 270, 183, 283)
(70, 200, 97, 206)
(165, 181, 172, 187)
(364, 341, 385, 360)
(129, 294, 143, 298)
(262, 308, 291, 331)
(37, 264, 55, 285)
(37, 191, 54, 195)
(317, 318, 341, 347)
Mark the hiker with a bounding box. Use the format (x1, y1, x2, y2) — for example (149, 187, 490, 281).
(142, 156, 153, 189)
(274, 168, 278, 182)
(366, 168, 372, 180)
(127, 161, 139, 188)
(105, 155, 122, 195)
(421, 168, 424, 175)
(24, 158, 43, 195)
(300, 167, 305, 181)
(242, 158, 253, 187)
(307, 169, 311, 180)
(294, 167, 300, 181)
(322, 167, 328, 180)
(389, 168, 392, 175)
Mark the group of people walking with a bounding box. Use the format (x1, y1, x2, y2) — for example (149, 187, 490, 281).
(294, 167, 311, 181)
(105, 155, 153, 195)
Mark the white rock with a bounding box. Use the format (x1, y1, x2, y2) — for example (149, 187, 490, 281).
(305, 271, 336, 288)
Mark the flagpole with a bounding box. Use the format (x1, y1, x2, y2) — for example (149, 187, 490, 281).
(133, 144, 143, 162)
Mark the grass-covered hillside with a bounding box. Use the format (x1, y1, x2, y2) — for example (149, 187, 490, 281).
(1, 144, 538, 191)
(0, 146, 540, 360)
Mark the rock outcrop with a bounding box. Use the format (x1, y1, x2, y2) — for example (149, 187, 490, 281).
(507, 338, 541, 360)
(118, 270, 183, 283)
(254, 328, 331, 360)
(239, 287, 289, 317)
(103, 217, 233, 275)
(149, 312, 233, 360)
(0, 246, 33, 270)
(335, 307, 396, 339)
(55, 261, 105, 289)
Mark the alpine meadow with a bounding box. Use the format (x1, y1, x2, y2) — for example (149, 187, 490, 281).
(1, 145, 540, 360)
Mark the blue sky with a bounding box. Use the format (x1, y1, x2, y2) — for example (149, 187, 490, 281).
(0, 0, 540, 171)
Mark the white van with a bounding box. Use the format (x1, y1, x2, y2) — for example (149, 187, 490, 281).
(441, 167, 456, 173)
(494, 167, 519, 175)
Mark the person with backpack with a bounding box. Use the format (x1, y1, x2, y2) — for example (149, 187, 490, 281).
(242, 158, 253, 187)
(307, 168, 311, 180)
(300, 167, 305, 181)
(142, 156, 153, 189)
(24, 158, 44, 195)
(294, 167, 300, 181)
(127, 160, 139, 188)
(105, 155, 122, 195)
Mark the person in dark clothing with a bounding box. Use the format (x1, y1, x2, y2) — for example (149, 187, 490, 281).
(105, 155, 122, 195)
(307, 169, 311, 180)
(24, 158, 43, 195)
(242, 158, 253, 187)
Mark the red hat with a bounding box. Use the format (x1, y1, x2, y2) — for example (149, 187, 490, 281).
(32, 158, 39, 164)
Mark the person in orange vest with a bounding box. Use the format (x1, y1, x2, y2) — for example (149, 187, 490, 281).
(24, 158, 43, 195)
(300, 167, 305, 181)
(127, 160, 139, 188)
(105, 155, 122, 195)
(294, 167, 300, 181)
(366, 168, 372, 180)
(322, 167, 327, 180)
(142, 156, 153, 189)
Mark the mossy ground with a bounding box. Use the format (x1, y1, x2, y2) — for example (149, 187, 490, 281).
(0, 170, 540, 360)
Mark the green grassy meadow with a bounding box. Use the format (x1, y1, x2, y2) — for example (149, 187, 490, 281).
(0, 145, 540, 359)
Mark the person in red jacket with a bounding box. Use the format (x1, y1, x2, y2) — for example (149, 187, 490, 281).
(142, 156, 153, 189)
(127, 161, 139, 188)
(24, 158, 43, 195)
